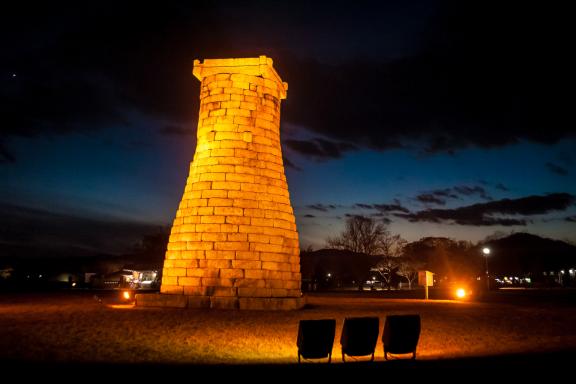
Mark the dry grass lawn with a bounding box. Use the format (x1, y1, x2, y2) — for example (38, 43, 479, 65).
(1, 291, 575, 365)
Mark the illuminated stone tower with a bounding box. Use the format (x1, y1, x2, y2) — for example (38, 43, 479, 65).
(139, 56, 303, 310)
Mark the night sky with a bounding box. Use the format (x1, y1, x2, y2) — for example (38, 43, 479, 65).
(1, 1, 575, 258)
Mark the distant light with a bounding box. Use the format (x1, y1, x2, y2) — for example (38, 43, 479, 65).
(12, 73, 16, 77)
(560, 270, 565, 274)
(71, 282, 76, 287)
(456, 288, 466, 299)
(122, 291, 131, 300)
(372, 276, 376, 280)
(482, 247, 491, 255)
(39, 274, 42, 278)
(327, 273, 331, 278)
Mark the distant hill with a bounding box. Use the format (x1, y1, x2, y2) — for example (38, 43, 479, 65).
(300, 233, 576, 285)
(484, 233, 576, 275)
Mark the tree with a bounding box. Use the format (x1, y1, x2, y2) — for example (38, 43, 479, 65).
(372, 256, 401, 290)
(326, 215, 404, 256)
(376, 230, 407, 289)
(402, 237, 480, 283)
(396, 256, 425, 289)
(327, 216, 407, 289)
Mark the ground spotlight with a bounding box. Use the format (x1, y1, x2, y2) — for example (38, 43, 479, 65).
(455, 288, 466, 299)
(121, 290, 135, 303)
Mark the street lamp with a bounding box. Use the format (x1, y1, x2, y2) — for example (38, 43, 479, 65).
(482, 247, 491, 290)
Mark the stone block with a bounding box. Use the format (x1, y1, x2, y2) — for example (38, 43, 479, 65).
(178, 277, 201, 286)
(219, 224, 239, 233)
(238, 287, 271, 297)
(162, 276, 178, 285)
(174, 260, 199, 268)
(214, 242, 249, 251)
(220, 268, 244, 279)
(181, 250, 205, 259)
(163, 267, 187, 277)
(234, 278, 266, 288)
(187, 268, 220, 278)
(214, 206, 243, 216)
(227, 233, 248, 242)
(160, 285, 184, 295)
(207, 198, 233, 207)
(187, 296, 211, 308)
(235, 251, 260, 260)
(232, 260, 262, 269)
(204, 260, 231, 269)
(197, 207, 215, 215)
(212, 287, 238, 297)
(205, 250, 235, 260)
(186, 241, 214, 251)
(210, 297, 239, 310)
(201, 233, 228, 242)
(184, 286, 209, 296)
(244, 269, 267, 279)
(202, 277, 235, 287)
(136, 293, 187, 308)
(225, 216, 251, 225)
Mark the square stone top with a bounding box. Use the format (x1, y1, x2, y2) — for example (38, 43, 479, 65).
(193, 55, 288, 99)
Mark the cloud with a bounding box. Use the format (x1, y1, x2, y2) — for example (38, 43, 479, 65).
(453, 186, 492, 200)
(303, 214, 316, 218)
(307, 204, 337, 212)
(1, 3, 207, 158)
(353, 202, 411, 218)
(284, 138, 356, 160)
(280, 3, 574, 157)
(566, 216, 576, 223)
(0, 203, 161, 257)
(415, 193, 448, 206)
(373, 204, 410, 214)
(415, 185, 492, 206)
(281, 155, 302, 171)
(1, 1, 573, 163)
(397, 193, 575, 226)
(545, 162, 569, 176)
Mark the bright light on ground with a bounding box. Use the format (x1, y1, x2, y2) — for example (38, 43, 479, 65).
(455, 288, 466, 298)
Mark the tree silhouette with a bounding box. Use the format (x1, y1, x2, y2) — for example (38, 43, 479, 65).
(326, 215, 404, 255)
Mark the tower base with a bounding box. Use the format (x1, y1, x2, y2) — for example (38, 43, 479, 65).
(136, 293, 306, 310)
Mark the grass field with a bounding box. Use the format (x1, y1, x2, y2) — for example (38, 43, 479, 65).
(1, 290, 575, 373)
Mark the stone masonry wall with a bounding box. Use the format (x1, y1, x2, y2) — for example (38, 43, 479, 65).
(158, 56, 301, 309)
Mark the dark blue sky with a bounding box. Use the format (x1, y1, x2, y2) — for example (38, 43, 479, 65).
(1, 1, 575, 257)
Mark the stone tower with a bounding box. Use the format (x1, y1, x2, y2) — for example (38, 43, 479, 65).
(139, 56, 303, 310)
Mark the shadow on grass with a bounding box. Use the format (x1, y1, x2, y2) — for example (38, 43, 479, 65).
(3, 349, 575, 379)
